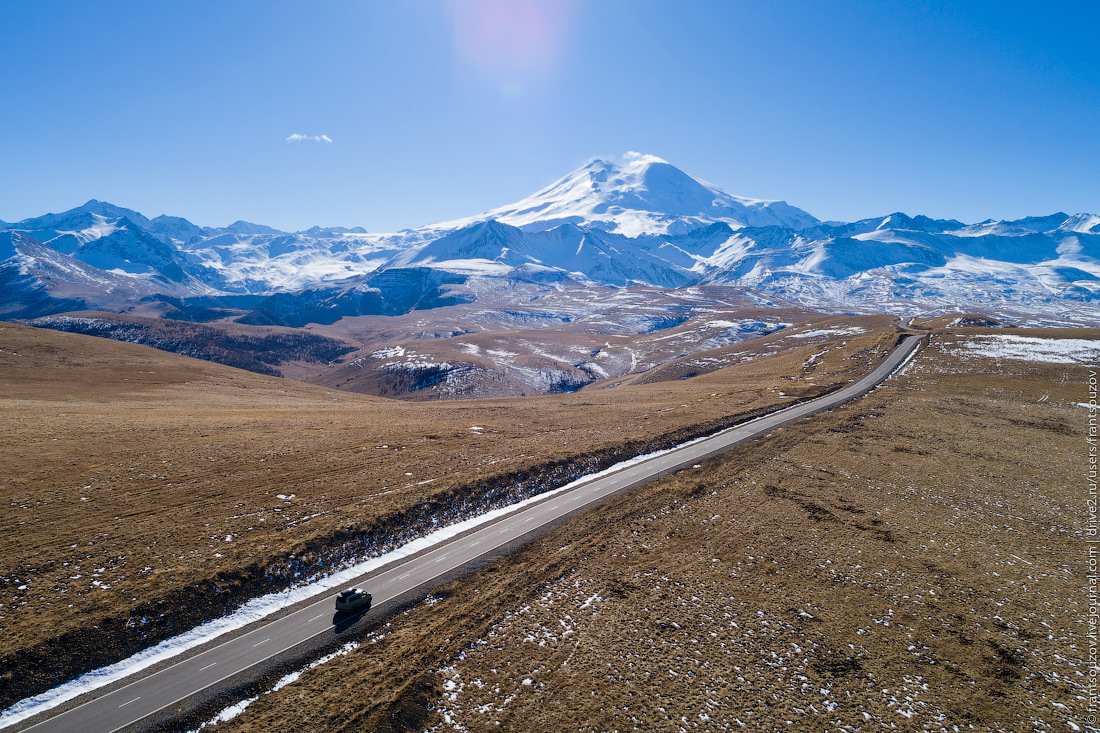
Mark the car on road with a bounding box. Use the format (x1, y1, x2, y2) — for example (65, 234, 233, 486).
(335, 587, 372, 613)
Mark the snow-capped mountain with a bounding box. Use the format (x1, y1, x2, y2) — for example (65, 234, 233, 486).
(70, 218, 216, 283)
(381, 209, 1100, 323)
(0, 230, 223, 319)
(435, 152, 819, 237)
(14, 199, 156, 236)
(701, 213, 1100, 322)
(3, 156, 1099, 325)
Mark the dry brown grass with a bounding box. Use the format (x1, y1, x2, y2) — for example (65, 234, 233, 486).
(0, 317, 897, 701)
(206, 327, 1087, 732)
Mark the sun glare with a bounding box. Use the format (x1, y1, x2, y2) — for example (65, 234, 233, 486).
(449, 0, 570, 81)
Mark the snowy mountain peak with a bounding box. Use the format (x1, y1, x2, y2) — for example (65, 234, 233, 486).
(5, 165, 1100, 326)
(1061, 213, 1100, 234)
(218, 220, 282, 236)
(865, 212, 966, 234)
(444, 153, 820, 238)
(75, 200, 153, 228)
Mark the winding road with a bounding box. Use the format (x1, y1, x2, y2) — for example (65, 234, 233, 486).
(17, 334, 923, 733)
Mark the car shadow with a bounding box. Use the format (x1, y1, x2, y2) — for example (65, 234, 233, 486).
(332, 604, 371, 633)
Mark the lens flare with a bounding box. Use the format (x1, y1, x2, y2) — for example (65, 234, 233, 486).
(449, 0, 570, 77)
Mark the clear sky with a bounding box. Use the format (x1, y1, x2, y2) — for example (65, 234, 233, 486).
(1, 0, 1097, 231)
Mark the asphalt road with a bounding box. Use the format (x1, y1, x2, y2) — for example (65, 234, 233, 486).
(19, 334, 923, 733)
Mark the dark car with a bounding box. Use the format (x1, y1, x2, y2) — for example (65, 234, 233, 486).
(335, 587, 372, 613)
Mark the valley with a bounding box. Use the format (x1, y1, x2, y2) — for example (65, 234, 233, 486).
(5, 3, 1096, 730)
(2, 150, 1096, 729)
(1, 155, 1095, 731)
(0, 312, 900, 716)
(174, 326, 1089, 733)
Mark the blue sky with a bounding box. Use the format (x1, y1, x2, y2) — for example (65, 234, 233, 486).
(1, 0, 1097, 231)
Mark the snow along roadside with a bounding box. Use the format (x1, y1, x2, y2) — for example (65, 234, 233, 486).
(185, 640, 362, 732)
(0, 430, 729, 730)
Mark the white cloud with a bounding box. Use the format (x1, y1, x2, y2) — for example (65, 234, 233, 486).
(286, 133, 333, 143)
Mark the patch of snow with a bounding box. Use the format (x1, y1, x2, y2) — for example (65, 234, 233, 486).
(186, 641, 359, 731)
(953, 335, 1100, 364)
(386, 360, 452, 372)
(197, 695, 259, 727)
(370, 346, 406, 359)
(420, 259, 515, 276)
(803, 349, 829, 368)
(788, 327, 867, 339)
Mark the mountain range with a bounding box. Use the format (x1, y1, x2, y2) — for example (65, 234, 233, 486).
(3, 152, 1098, 325)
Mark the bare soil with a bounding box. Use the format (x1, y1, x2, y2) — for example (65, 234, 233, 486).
(202, 327, 1088, 732)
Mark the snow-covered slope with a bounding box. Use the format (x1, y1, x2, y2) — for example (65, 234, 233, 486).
(16, 199, 155, 234)
(68, 218, 219, 285)
(147, 214, 206, 244)
(0, 231, 220, 318)
(436, 152, 819, 237)
(693, 216, 1100, 322)
(180, 230, 404, 292)
(3, 155, 1099, 324)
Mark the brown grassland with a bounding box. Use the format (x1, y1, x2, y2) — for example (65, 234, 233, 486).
(192, 328, 1087, 732)
(0, 314, 898, 706)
